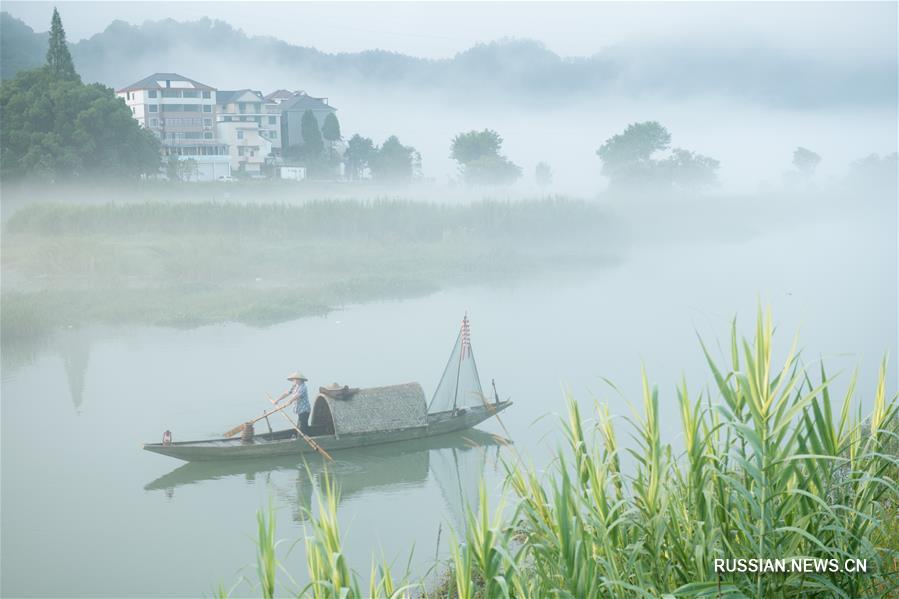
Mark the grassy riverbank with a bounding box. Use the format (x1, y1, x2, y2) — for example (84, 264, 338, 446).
(216, 312, 899, 598)
(1, 198, 619, 338)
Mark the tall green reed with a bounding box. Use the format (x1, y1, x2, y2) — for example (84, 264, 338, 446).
(217, 309, 897, 597)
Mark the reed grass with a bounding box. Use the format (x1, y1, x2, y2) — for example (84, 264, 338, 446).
(216, 309, 898, 598)
(2, 199, 616, 338)
(4, 197, 608, 241)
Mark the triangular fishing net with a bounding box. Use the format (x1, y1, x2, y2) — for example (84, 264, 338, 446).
(429, 315, 484, 413)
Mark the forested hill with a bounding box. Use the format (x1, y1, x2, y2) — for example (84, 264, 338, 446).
(1, 13, 49, 79)
(2, 11, 895, 109)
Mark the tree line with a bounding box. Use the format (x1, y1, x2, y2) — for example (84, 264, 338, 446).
(2, 9, 895, 191)
(0, 8, 161, 181)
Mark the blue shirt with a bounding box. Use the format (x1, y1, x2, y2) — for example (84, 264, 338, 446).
(291, 381, 310, 414)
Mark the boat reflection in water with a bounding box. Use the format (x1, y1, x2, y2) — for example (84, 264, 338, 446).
(144, 429, 506, 526)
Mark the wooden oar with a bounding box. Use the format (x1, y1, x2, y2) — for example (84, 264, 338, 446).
(222, 399, 296, 437)
(266, 394, 334, 462)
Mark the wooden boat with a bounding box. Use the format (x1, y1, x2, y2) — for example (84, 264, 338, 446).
(145, 429, 506, 529)
(144, 428, 504, 493)
(143, 315, 512, 462)
(144, 390, 511, 462)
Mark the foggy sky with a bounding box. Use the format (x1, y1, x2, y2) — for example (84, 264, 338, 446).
(4, 1, 896, 60)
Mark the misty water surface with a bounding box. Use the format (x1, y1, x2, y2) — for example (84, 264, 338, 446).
(1, 196, 894, 597)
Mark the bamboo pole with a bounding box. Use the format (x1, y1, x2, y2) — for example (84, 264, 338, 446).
(266, 394, 334, 462)
(223, 399, 297, 437)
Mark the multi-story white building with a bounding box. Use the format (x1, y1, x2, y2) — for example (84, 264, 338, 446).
(117, 73, 230, 181)
(214, 89, 277, 176)
(118, 75, 341, 181)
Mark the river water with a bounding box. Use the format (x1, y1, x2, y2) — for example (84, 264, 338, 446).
(1, 198, 895, 597)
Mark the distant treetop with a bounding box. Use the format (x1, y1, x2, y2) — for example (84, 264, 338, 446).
(46, 7, 77, 80)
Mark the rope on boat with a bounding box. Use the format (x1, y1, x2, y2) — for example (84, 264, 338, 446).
(240, 422, 255, 444)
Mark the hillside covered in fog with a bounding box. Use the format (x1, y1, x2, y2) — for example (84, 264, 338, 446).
(2, 11, 895, 109)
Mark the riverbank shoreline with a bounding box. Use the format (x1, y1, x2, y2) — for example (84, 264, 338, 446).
(1, 198, 620, 339)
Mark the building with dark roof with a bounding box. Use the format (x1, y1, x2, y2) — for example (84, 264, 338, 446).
(263, 89, 300, 104)
(116, 73, 229, 181)
(278, 92, 337, 150)
(116, 73, 216, 93)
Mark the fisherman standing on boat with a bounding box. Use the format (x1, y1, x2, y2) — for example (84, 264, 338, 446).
(275, 372, 311, 436)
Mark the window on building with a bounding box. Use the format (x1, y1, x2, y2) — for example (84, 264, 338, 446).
(239, 102, 247, 113)
(182, 90, 199, 98)
(204, 118, 212, 126)
(148, 90, 157, 98)
(253, 103, 261, 112)
(148, 105, 158, 113)
(270, 131, 278, 139)
(237, 131, 244, 140)
(202, 91, 211, 99)
(183, 105, 200, 112)
(203, 105, 212, 113)
(150, 118, 158, 127)
(268, 116, 277, 124)
(204, 132, 213, 139)
(161, 90, 180, 98)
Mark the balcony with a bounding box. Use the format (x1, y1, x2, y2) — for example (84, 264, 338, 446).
(161, 138, 221, 147)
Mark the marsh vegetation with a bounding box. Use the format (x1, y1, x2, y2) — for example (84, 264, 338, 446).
(1, 197, 618, 337)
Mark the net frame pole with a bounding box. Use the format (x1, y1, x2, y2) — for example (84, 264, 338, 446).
(451, 335, 464, 413)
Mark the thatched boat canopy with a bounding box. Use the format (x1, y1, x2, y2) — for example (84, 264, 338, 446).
(309, 382, 428, 438)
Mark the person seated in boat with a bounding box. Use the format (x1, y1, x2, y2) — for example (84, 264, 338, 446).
(275, 372, 311, 436)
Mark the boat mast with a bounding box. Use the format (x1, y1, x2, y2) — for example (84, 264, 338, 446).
(450, 313, 468, 412)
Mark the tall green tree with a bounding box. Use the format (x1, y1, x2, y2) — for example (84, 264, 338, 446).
(300, 110, 324, 157)
(596, 121, 671, 187)
(0, 10, 160, 181)
(451, 129, 503, 164)
(321, 113, 341, 144)
(343, 134, 374, 180)
(321, 112, 342, 172)
(369, 135, 417, 182)
(450, 129, 521, 185)
(296, 110, 326, 177)
(596, 121, 718, 191)
(46, 7, 77, 80)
